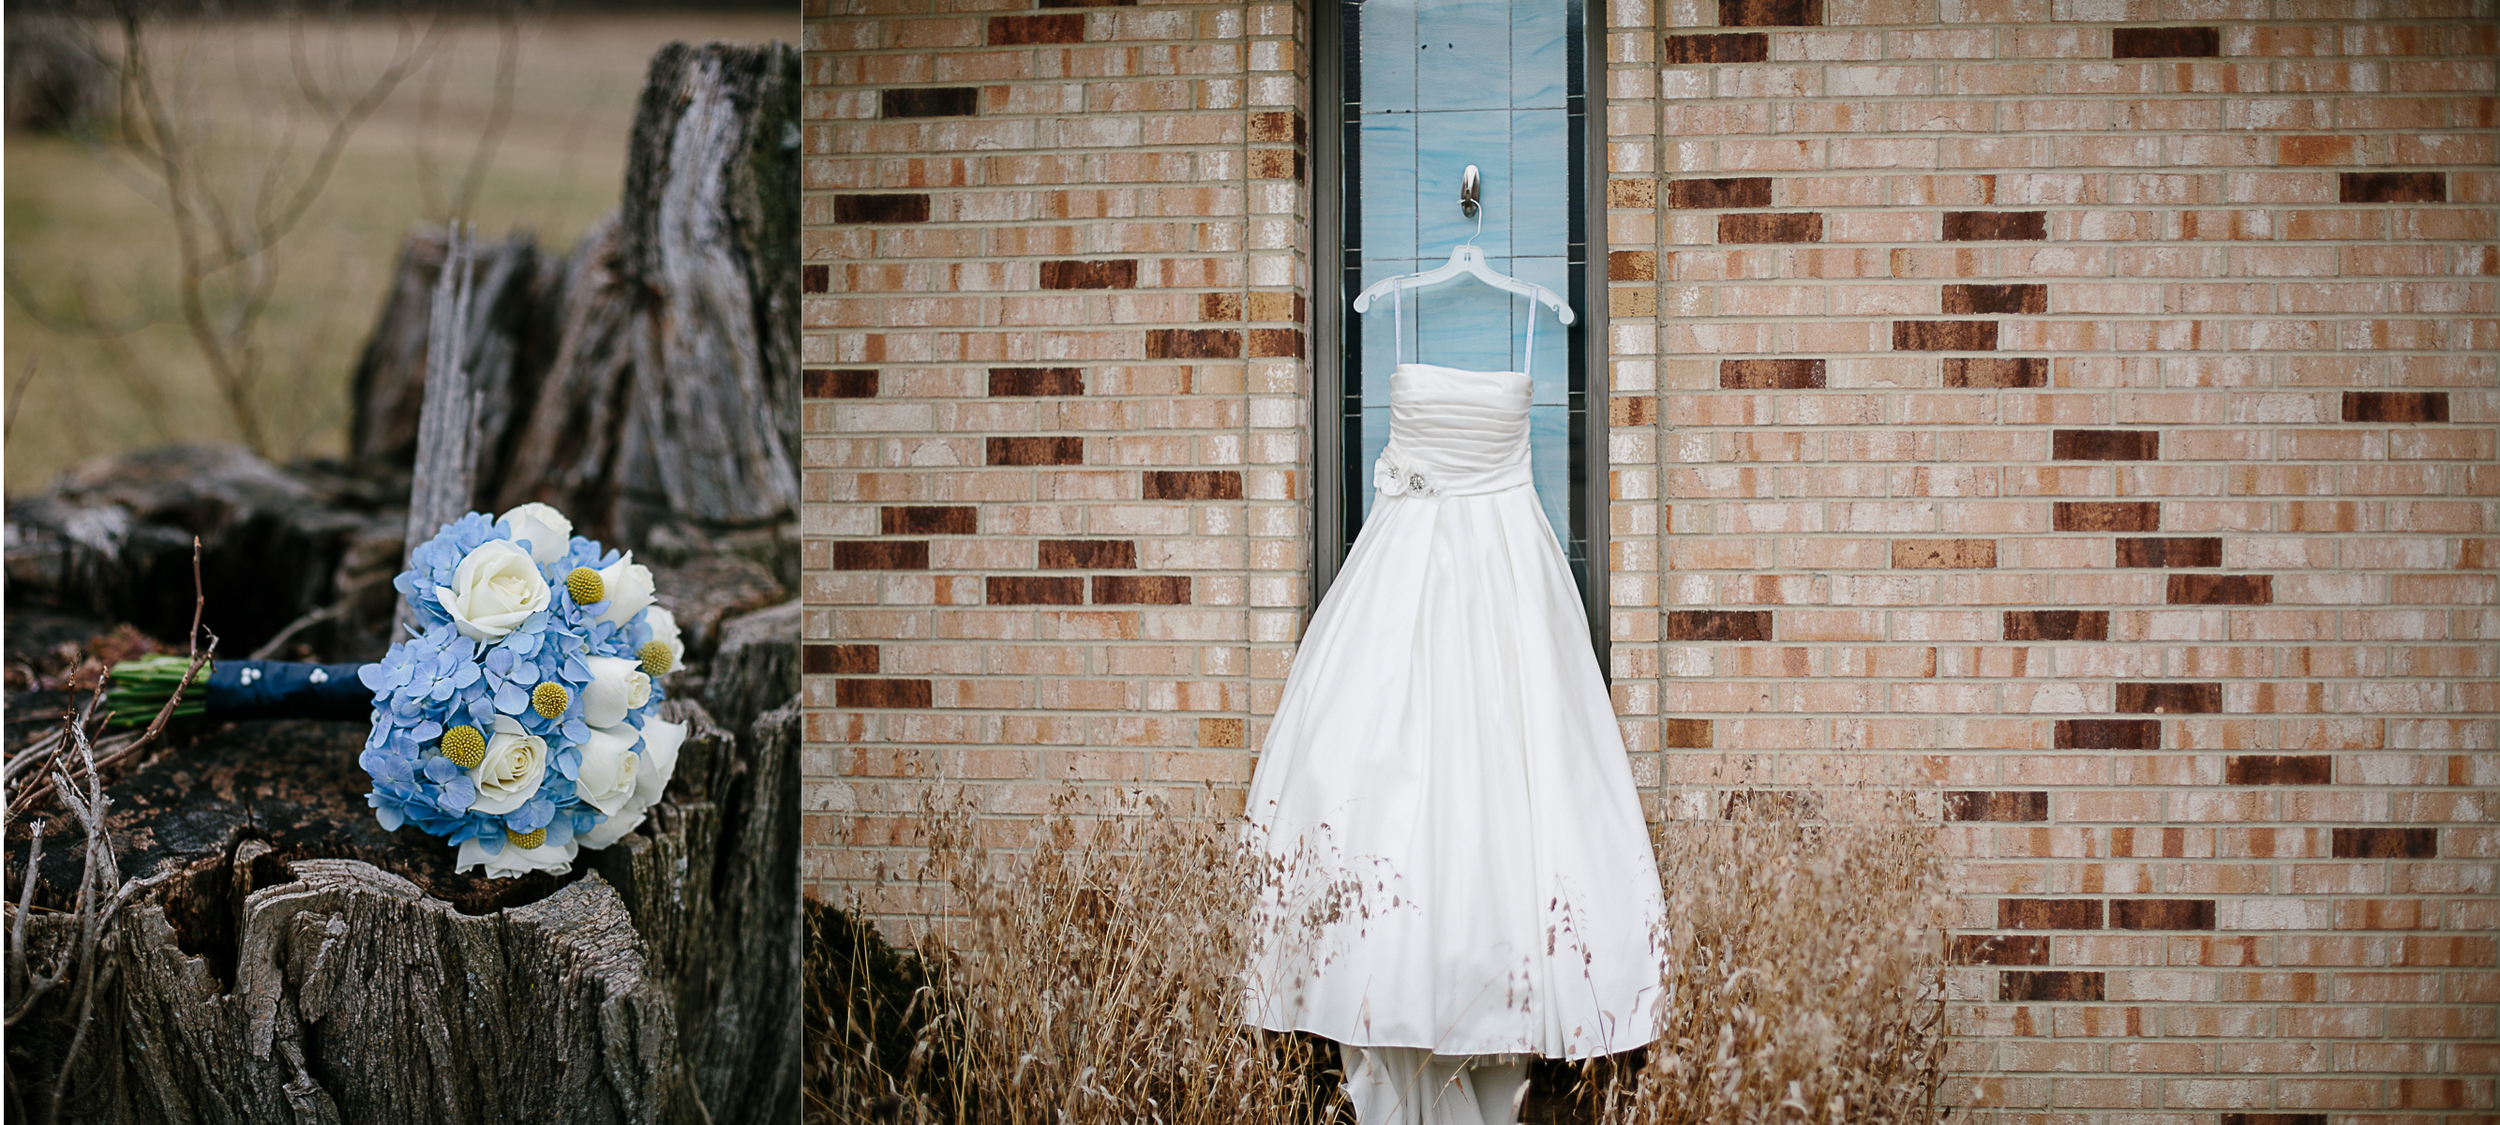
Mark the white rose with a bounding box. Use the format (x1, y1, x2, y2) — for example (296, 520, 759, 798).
(644, 606, 686, 674)
(455, 835, 577, 878)
(496, 502, 574, 565)
(576, 718, 687, 850)
(581, 655, 652, 728)
(434, 539, 551, 642)
(595, 551, 657, 627)
(573, 722, 641, 817)
(467, 714, 549, 815)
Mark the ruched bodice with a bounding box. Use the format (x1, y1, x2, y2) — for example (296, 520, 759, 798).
(1375, 364, 1533, 498)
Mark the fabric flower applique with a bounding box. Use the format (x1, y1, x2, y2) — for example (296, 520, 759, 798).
(1373, 446, 1441, 498)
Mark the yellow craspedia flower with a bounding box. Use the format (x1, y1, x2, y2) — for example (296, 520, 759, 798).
(506, 826, 547, 850)
(638, 640, 676, 677)
(440, 724, 487, 769)
(566, 566, 605, 605)
(531, 681, 570, 719)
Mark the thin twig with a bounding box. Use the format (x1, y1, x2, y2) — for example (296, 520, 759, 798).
(248, 595, 352, 661)
(3, 354, 38, 442)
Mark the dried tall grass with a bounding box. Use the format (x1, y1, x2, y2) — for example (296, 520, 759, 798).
(808, 782, 1951, 1125)
(1585, 787, 1951, 1125)
(809, 791, 1340, 1125)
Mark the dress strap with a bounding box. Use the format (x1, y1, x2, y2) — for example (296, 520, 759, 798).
(1522, 297, 1535, 380)
(1392, 279, 1403, 369)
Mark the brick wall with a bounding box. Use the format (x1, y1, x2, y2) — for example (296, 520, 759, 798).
(1602, 0, 2496, 1118)
(806, 0, 2497, 1117)
(802, 0, 1312, 910)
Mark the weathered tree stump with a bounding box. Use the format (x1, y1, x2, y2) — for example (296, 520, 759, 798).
(5, 38, 802, 1125)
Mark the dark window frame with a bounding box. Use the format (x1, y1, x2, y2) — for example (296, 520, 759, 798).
(1308, 0, 1612, 669)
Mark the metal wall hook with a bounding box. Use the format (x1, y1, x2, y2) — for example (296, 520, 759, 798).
(1459, 164, 1481, 218)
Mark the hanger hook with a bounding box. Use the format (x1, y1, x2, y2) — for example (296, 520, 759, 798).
(1460, 165, 1485, 248)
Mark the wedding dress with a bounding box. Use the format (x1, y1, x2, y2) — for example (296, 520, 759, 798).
(1243, 354, 1668, 1124)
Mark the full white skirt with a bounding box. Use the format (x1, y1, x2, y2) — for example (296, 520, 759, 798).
(1242, 482, 1667, 1059)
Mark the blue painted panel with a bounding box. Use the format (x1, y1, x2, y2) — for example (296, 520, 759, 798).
(1413, 0, 1511, 112)
(1358, 257, 1424, 403)
(1359, 0, 1418, 112)
(1509, 109, 1571, 257)
(1358, 116, 1418, 261)
(1415, 110, 1512, 259)
(1511, 1, 1568, 109)
(1510, 256, 1571, 405)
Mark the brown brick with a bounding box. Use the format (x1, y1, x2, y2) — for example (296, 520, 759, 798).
(2117, 537, 2222, 568)
(1248, 328, 1306, 359)
(1668, 177, 1774, 209)
(2057, 719, 2161, 750)
(1942, 283, 2047, 315)
(1720, 359, 1824, 389)
(1143, 470, 1243, 500)
(2227, 755, 2334, 785)
(2118, 682, 2223, 714)
(2338, 172, 2445, 204)
(834, 541, 929, 570)
(2001, 899, 2104, 930)
(1608, 250, 1657, 281)
(1247, 110, 1306, 145)
(2169, 574, 2272, 605)
(1893, 539, 1997, 569)
(2005, 610, 2110, 641)
(1952, 934, 2050, 965)
(2332, 828, 2438, 859)
(1999, 970, 2106, 1001)
(1145, 329, 1242, 360)
(836, 679, 932, 709)
(2052, 431, 2160, 461)
(1608, 180, 1657, 209)
(989, 13, 1085, 45)
(1946, 791, 2050, 822)
(1093, 575, 1191, 604)
(880, 506, 978, 535)
(1666, 610, 1774, 642)
(1662, 718, 1714, 748)
(1942, 357, 2046, 388)
(1893, 320, 1998, 351)
(1609, 397, 1658, 426)
(986, 576, 1084, 605)
(2342, 391, 2450, 423)
(1038, 260, 1137, 290)
(803, 644, 879, 675)
(834, 194, 930, 224)
(1942, 211, 2047, 241)
(1249, 148, 1305, 181)
(1200, 293, 1243, 321)
(881, 87, 979, 118)
(1039, 540, 1137, 569)
(1198, 717, 1245, 747)
(989, 367, 1085, 396)
(2056, 501, 2161, 531)
(1244, 291, 1302, 323)
(1721, 0, 1822, 25)
(2112, 26, 2220, 58)
(987, 437, 1085, 466)
(2222, 1117, 2329, 1125)
(1719, 212, 1823, 244)
(1662, 33, 1769, 65)
(2111, 899, 2216, 930)
(1040, 0, 1135, 6)
(804, 369, 877, 398)
(802, 264, 830, 293)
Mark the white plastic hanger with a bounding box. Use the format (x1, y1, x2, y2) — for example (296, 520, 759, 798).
(1352, 244, 1576, 326)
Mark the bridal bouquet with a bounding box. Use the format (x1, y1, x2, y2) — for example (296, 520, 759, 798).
(359, 503, 687, 878)
(104, 503, 688, 879)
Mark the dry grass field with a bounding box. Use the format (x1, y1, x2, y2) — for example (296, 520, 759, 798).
(3, 10, 793, 493)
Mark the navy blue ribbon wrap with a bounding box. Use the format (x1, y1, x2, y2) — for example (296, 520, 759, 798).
(205, 661, 375, 722)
